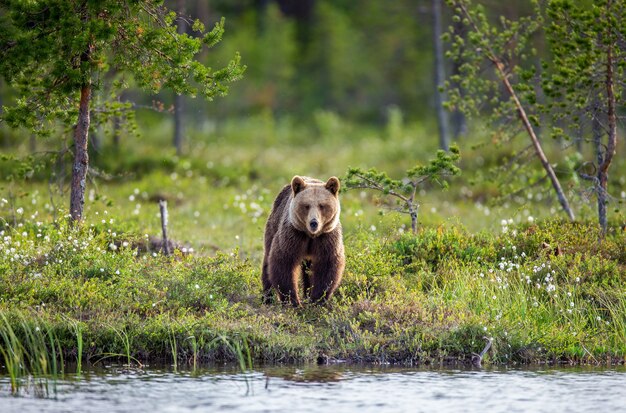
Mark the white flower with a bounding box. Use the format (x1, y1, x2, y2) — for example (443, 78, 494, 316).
(195, 284, 200, 289)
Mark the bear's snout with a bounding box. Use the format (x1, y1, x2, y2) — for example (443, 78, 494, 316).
(309, 218, 319, 232)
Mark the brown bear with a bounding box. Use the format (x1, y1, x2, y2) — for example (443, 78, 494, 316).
(262, 176, 345, 306)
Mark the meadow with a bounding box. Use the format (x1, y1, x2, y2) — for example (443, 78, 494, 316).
(0, 113, 625, 389)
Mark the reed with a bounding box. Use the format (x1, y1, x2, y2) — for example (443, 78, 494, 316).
(91, 324, 143, 369)
(168, 326, 178, 371)
(0, 311, 62, 395)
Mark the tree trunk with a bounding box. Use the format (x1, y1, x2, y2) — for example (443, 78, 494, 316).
(70, 83, 92, 222)
(597, 15, 618, 235)
(593, 109, 607, 234)
(174, 93, 184, 156)
(173, 0, 186, 156)
(432, 0, 450, 151)
(495, 62, 575, 221)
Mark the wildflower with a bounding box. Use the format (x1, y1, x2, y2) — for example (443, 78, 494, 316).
(570, 302, 574, 307)
(16, 207, 24, 215)
(195, 284, 200, 289)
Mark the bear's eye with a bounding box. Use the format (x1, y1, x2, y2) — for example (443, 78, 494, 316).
(303, 204, 310, 210)
(319, 204, 326, 210)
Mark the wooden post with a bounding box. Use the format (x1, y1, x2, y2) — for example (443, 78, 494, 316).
(159, 200, 170, 256)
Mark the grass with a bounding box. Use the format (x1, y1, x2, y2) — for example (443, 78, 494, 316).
(0, 113, 625, 381)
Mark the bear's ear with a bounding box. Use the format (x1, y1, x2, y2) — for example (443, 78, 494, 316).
(291, 176, 307, 195)
(325, 176, 340, 196)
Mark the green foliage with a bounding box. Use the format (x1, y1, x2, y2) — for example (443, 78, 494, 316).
(344, 146, 460, 231)
(445, 0, 542, 121)
(0, 0, 245, 135)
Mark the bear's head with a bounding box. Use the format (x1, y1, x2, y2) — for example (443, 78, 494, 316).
(289, 176, 341, 237)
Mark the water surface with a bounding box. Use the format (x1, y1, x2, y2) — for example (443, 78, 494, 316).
(1, 364, 625, 412)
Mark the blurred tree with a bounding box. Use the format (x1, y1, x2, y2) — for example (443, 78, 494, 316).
(449, 15, 467, 139)
(174, 0, 187, 156)
(432, 0, 450, 150)
(0, 0, 244, 222)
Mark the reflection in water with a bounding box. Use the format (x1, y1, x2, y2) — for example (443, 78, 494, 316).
(1, 364, 625, 413)
(263, 364, 345, 384)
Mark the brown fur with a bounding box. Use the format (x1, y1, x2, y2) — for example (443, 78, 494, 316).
(262, 176, 345, 306)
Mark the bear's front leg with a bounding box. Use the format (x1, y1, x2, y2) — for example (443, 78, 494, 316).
(261, 257, 274, 304)
(310, 257, 343, 303)
(268, 246, 304, 307)
(309, 235, 345, 304)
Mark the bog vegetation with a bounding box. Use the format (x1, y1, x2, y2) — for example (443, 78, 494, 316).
(0, 0, 625, 396)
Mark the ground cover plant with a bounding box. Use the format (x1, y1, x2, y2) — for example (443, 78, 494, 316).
(0, 114, 624, 396)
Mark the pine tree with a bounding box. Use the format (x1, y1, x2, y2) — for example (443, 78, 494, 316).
(542, 0, 624, 235)
(0, 0, 245, 222)
(445, 0, 576, 221)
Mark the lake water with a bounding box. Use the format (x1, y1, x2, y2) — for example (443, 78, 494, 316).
(1, 364, 625, 413)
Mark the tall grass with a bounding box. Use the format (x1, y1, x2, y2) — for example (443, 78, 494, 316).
(63, 316, 84, 373)
(0, 311, 62, 396)
(90, 324, 143, 369)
